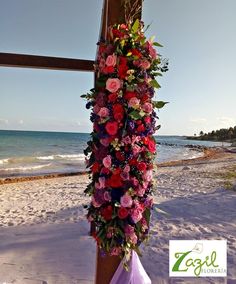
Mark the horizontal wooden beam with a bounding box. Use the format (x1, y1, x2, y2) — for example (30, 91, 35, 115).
(0, 52, 94, 72)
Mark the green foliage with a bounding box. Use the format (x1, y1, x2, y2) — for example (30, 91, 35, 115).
(189, 125, 236, 142)
(153, 101, 169, 109)
(150, 79, 161, 89)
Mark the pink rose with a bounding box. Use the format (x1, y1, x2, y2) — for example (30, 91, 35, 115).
(131, 208, 143, 223)
(139, 60, 151, 70)
(143, 170, 153, 182)
(98, 177, 106, 189)
(123, 164, 130, 173)
(100, 137, 110, 147)
(110, 247, 122, 256)
(122, 136, 131, 145)
(106, 78, 121, 93)
(93, 104, 101, 114)
(105, 54, 117, 67)
(133, 144, 142, 156)
(121, 171, 130, 181)
(91, 196, 101, 208)
(124, 224, 135, 236)
(128, 97, 140, 109)
(136, 185, 145, 197)
(131, 177, 139, 186)
(120, 194, 133, 208)
(129, 233, 138, 245)
(147, 41, 157, 59)
(104, 191, 111, 202)
(98, 107, 109, 118)
(142, 102, 153, 114)
(103, 155, 112, 168)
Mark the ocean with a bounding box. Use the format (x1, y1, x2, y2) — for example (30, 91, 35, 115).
(0, 130, 227, 178)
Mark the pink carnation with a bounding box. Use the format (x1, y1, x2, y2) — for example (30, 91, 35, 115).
(103, 155, 112, 168)
(142, 102, 153, 114)
(128, 97, 140, 109)
(98, 107, 109, 118)
(105, 54, 117, 67)
(106, 78, 121, 93)
(120, 194, 133, 208)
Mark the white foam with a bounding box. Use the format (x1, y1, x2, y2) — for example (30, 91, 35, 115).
(1, 163, 52, 172)
(37, 155, 54, 160)
(57, 154, 85, 160)
(0, 158, 9, 165)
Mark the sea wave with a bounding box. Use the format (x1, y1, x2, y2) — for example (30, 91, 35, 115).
(57, 154, 85, 160)
(0, 158, 9, 165)
(1, 163, 52, 172)
(37, 155, 54, 160)
(36, 154, 85, 161)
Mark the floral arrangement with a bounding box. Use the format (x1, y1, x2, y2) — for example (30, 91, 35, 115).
(82, 18, 168, 262)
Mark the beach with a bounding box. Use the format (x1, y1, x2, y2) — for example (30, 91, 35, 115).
(0, 148, 235, 283)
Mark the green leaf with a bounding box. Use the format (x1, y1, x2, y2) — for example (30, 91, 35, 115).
(150, 79, 161, 89)
(131, 19, 139, 33)
(80, 94, 87, 98)
(153, 42, 163, 47)
(153, 101, 169, 109)
(129, 110, 142, 120)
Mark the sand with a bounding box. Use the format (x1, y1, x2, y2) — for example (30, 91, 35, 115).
(0, 148, 236, 284)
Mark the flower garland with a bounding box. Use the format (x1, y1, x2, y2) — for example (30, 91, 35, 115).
(82, 19, 168, 261)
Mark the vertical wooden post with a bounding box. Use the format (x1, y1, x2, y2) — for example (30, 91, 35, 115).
(95, 248, 121, 284)
(94, 1, 142, 283)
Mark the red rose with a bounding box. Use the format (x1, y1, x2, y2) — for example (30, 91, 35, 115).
(148, 139, 156, 153)
(108, 93, 118, 103)
(91, 161, 100, 173)
(137, 124, 145, 132)
(130, 48, 142, 58)
(116, 151, 125, 161)
(101, 205, 113, 221)
(113, 104, 124, 121)
(129, 158, 138, 166)
(105, 121, 118, 136)
(124, 91, 136, 100)
(103, 66, 115, 74)
(108, 173, 123, 188)
(144, 117, 151, 124)
(118, 207, 129, 219)
(137, 162, 147, 171)
(118, 56, 128, 79)
(141, 94, 149, 103)
(100, 167, 110, 175)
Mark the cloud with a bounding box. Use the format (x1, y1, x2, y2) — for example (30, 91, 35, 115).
(217, 116, 235, 127)
(190, 118, 207, 123)
(0, 118, 9, 125)
(18, 119, 24, 125)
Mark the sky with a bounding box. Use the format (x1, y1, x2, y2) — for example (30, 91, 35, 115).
(0, 0, 236, 135)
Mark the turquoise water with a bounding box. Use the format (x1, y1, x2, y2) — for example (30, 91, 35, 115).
(0, 130, 226, 178)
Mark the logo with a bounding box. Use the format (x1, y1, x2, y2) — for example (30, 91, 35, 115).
(169, 240, 227, 277)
